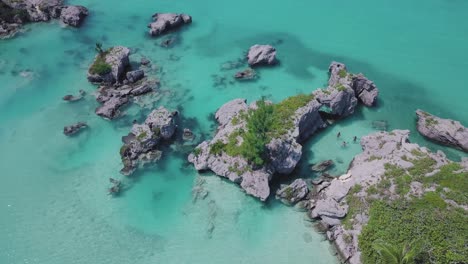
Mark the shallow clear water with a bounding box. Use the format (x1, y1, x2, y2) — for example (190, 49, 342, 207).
(1, 0, 467, 263)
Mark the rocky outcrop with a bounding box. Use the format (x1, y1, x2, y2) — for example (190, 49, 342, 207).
(87, 46, 156, 119)
(63, 122, 87, 136)
(148, 13, 192, 37)
(0, 0, 88, 38)
(87, 46, 130, 84)
(120, 107, 177, 175)
(95, 80, 154, 119)
(276, 179, 309, 205)
(308, 130, 451, 263)
(352, 74, 378, 106)
(313, 62, 379, 118)
(416, 110, 468, 152)
(59, 5, 88, 27)
(247, 45, 277, 66)
(188, 62, 379, 201)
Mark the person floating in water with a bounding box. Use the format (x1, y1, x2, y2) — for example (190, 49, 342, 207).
(353, 136, 357, 142)
(342, 141, 347, 147)
(337, 132, 341, 138)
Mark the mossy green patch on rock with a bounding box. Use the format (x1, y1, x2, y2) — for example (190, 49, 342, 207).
(89, 51, 112, 75)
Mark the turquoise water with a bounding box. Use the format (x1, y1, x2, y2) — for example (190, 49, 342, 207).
(1, 0, 468, 263)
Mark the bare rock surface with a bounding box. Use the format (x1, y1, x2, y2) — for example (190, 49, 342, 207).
(247, 45, 277, 66)
(416, 109, 468, 152)
(60, 5, 88, 27)
(148, 13, 192, 37)
(276, 179, 309, 205)
(120, 106, 177, 175)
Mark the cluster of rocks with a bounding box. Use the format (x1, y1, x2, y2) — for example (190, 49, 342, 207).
(307, 130, 456, 263)
(119, 106, 178, 176)
(232, 45, 276, 81)
(416, 109, 468, 152)
(313, 61, 378, 117)
(148, 13, 192, 37)
(87, 46, 155, 119)
(0, 0, 88, 38)
(188, 62, 379, 201)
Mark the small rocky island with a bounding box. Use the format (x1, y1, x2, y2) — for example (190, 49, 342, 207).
(120, 106, 178, 176)
(188, 62, 379, 201)
(416, 109, 468, 152)
(148, 13, 192, 37)
(87, 45, 155, 119)
(0, 0, 88, 38)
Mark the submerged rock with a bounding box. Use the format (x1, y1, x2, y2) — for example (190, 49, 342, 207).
(63, 122, 87, 136)
(60, 5, 88, 27)
(416, 109, 468, 152)
(276, 179, 309, 205)
(120, 106, 177, 175)
(62, 89, 85, 102)
(311, 160, 334, 172)
(247, 45, 277, 66)
(182, 128, 195, 141)
(148, 13, 192, 37)
(234, 68, 257, 81)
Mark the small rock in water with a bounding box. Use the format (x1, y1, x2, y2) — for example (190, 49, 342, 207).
(372, 120, 388, 131)
(247, 44, 277, 66)
(182, 128, 195, 141)
(234, 68, 258, 81)
(140, 57, 150, 66)
(63, 122, 87, 136)
(310, 160, 334, 172)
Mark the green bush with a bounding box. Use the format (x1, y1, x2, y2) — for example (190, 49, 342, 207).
(359, 198, 467, 264)
(89, 53, 112, 75)
(230, 94, 314, 166)
(209, 140, 226, 156)
(338, 69, 347, 78)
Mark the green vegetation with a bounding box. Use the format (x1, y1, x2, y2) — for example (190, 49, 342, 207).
(425, 117, 439, 127)
(213, 94, 314, 166)
(89, 45, 112, 75)
(136, 131, 147, 141)
(349, 154, 468, 264)
(372, 239, 421, 264)
(336, 83, 347, 92)
(338, 69, 347, 78)
(193, 147, 201, 157)
(423, 163, 468, 205)
(359, 198, 467, 264)
(209, 140, 226, 156)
